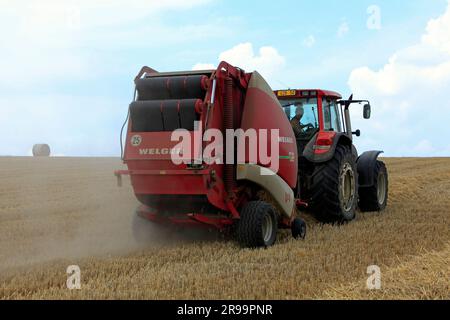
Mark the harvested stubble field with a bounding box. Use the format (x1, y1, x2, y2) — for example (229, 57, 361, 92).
(0, 157, 449, 300)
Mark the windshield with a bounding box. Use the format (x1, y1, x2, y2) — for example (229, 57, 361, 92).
(281, 98, 319, 139)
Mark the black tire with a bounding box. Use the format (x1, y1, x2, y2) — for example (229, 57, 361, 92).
(359, 160, 388, 212)
(291, 218, 307, 239)
(310, 144, 358, 223)
(236, 201, 278, 248)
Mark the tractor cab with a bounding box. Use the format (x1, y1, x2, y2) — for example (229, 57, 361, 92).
(274, 89, 343, 156)
(274, 89, 372, 158)
(274, 88, 385, 225)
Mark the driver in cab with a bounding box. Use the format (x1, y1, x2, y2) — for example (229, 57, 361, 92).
(290, 104, 306, 139)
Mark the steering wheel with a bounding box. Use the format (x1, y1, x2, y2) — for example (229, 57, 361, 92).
(302, 123, 315, 131)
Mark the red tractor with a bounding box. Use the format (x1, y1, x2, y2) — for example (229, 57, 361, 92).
(274, 89, 388, 222)
(115, 62, 388, 248)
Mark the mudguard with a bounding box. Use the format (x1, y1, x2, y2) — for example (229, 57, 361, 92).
(357, 151, 384, 187)
(303, 132, 353, 163)
(236, 164, 294, 219)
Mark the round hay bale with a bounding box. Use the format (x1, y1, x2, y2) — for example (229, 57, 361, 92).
(32, 144, 51, 157)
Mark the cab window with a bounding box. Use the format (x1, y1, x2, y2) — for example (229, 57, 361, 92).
(323, 98, 342, 132)
(283, 98, 319, 128)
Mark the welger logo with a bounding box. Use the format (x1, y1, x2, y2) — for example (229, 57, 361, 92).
(130, 135, 142, 147)
(139, 148, 182, 155)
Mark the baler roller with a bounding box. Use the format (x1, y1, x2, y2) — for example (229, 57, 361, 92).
(130, 99, 203, 132)
(136, 75, 209, 101)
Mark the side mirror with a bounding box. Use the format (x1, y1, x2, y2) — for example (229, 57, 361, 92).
(352, 129, 361, 137)
(363, 104, 371, 119)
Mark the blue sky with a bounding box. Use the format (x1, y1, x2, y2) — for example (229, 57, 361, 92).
(0, 0, 449, 156)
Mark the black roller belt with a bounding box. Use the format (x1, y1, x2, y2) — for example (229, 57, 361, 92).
(136, 75, 209, 100)
(130, 99, 203, 132)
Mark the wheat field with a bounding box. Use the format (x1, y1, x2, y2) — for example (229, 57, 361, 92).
(0, 157, 448, 299)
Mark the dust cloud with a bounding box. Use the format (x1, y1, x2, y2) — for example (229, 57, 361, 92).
(0, 157, 218, 274)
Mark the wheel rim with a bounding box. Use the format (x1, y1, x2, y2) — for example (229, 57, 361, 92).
(262, 213, 273, 243)
(340, 162, 356, 212)
(299, 221, 306, 238)
(377, 172, 386, 205)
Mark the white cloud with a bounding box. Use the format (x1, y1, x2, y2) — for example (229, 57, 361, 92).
(219, 43, 285, 77)
(0, 0, 213, 87)
(348, 1, 450, 156)
(194, 42, 285, 83)
(303, 35, 316, 48)
(192, 63, 216, 70)
(1, 0, 212, 51)
(338, 21, 349, 37)
(0, 0, 211, 30)
(0, 0, 222, 156)
(422, 3, 450, 54)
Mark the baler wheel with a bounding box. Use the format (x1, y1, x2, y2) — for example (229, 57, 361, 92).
(236, 201, 278, 248)
(291, 218, 307, 239)
(359, 161, 388, 212)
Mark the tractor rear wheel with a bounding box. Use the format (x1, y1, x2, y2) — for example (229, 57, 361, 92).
(310, 144, 358, 223)
(359, 160, 388, 212)
(236, 201, 278, 248)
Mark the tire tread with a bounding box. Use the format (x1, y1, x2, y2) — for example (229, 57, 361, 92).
(309, 145, 357, 223)
(236, 201, 277, 248)
(359, 160, 388, 212)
